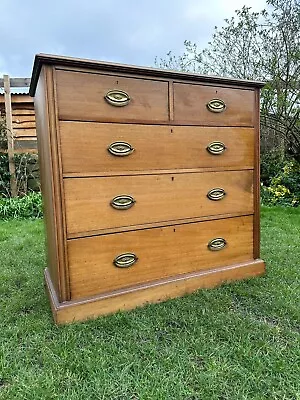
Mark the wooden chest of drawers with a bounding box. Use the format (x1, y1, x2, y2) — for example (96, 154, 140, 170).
(30, 54, 265, 324)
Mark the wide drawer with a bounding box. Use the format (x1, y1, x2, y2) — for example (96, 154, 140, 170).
(55, 70, 169, 123)
(68, 215, 254, 300)
(174, 83, 255, 126)
(64, 170, 253, 236)
(59, 122, 255, 174)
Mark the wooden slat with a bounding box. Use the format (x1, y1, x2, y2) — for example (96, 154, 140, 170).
(12, 109, 35, 116)
(0, 77, 30, 88)
(14, 139, 37, 149)
(13, 114, 35, 123)
(14, 128, 36, 138)
(13, 120, 36, 129)
(0, 139, 38, 153)
(0, 148, 38, 154)
(0, 94, 33, 104)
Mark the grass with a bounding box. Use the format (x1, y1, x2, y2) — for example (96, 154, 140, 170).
(0, 207, 299, 400)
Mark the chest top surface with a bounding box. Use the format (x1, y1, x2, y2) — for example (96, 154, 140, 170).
(29, 53, 265, 97)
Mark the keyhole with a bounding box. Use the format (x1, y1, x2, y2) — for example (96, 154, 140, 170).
(171, 176, 174, 181)
(116, 80, 119, 85)
(215, 90, 218, 94)
(173, 228, 176, 232)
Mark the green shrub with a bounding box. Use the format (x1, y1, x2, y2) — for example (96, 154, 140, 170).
(0, 153, 40, 196)
(260, 150, 286, 186)
(0, 154, 10, 196)
(0, 117, 7, 149)
(261, 160, 300, 207)
(0, 192, 43, 219)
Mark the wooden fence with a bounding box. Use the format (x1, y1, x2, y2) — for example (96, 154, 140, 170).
(0, 76, 37, 196)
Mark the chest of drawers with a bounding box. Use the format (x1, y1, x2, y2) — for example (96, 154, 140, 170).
(30, 54, 265, 324)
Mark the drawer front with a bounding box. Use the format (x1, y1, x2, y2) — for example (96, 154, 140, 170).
(60, 122, 255, 174)
(55, 70, 169, 123)
(64, 170, 253, 236)
(174, 83, 255, 126)
(68, 215, 254, 299)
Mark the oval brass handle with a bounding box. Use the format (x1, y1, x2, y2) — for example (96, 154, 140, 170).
(207, 188, 226, 201)
(206, 141, 226, 155)
(107, 141, 135, 157)
(208, 238, 227, 251)
(207, 98, 226, 113)
(104, 89, 130, 107)
(113, 253, 138, 268)
(110, 195, 136, 210)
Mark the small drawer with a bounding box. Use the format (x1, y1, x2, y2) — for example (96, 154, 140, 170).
(64, 170, 253, 236)
(68, 215, 254, 300)
(174, 83, 255, 126)
(55, 70, 169, 123)
(59, 122, 255, 174)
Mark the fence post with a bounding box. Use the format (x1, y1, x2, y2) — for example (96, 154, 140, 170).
(3, 74, 17, 197)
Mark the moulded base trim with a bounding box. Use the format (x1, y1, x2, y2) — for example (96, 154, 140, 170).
(44, 259, 265, 324)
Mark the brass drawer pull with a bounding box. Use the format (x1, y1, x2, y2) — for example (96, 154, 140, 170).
(206, 141, 226, 155)
(104, 89, 131, 107)
(207, 98, 226, 113)
(113, 253, 138, 268)
(207, 188, 226, 201)
(110, 195, 136, 210)
(107, 141, 135, 157)
(208, 238, 227, 251)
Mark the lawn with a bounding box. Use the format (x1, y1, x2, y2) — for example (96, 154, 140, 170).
(0, 207, 299, 400)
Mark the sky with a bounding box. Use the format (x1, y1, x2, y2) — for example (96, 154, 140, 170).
(0, 0, 267, 78)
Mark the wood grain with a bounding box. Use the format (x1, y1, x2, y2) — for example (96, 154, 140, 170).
(45, 259, 265, 324)
(13, 116, 35, 129)
(64, 170, 254, 235)
(63, 167, 253, 179)
(31, 54, 265, 324)
(253, 88, 261, 259)
(66, 212, 252, 239)
(12, 108, 35, 116)
(29, 53, 265, 97)
(174, 83, 255, 126)
(59, 122, 255, 174)
(34, 66, 69, 302)
(68, 215, 254, 300)
(55, 70, 169, 123)
(14, 128, 36, 138)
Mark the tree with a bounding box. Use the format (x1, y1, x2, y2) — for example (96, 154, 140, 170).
(156, 0, 300, 161)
